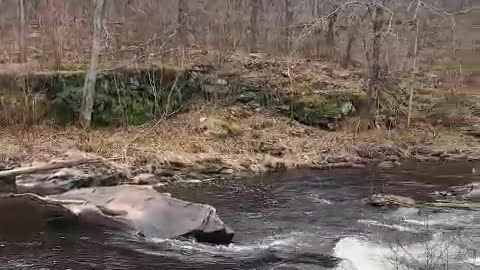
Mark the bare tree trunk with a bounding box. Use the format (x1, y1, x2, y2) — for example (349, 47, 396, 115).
(342, 30, 356, 67)
(326, 16, 336, 45)
(314, 0, 322, 57)
(249, 0, 261, 52)
(17, 0, 26, 63)
(53, 2, 64, 70)
(325, 7, 338, 57)
(178, 0, 189, 47)
(284, 0, 293, 53)
(80, 0, 107, 129)
(42, 0, 65, 70)
(407, 19, 420, 128)
(360, 5, 385, 130)
(177, 0, 189, 64)
(310, 0, 318, 18)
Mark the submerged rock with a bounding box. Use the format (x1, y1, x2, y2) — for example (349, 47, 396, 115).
(0, 186, 234, 245)
(432, 183, 480, 201)
(0, 175, 16, 193)
(132, 173, 161, 185)
(377, 161, 400, 169)
(425, 200, 480, 211)
(367, 194, 416, 207)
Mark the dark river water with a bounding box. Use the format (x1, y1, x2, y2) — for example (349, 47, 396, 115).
(1, 161, 480, 270)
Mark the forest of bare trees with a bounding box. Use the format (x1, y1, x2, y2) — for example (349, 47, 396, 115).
(0, 0, 476, 67)
(0, 0, 478, 128)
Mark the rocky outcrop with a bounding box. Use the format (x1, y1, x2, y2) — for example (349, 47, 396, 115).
(0, 193, 76, 240)
(367, 194, 416, 207)
(15, 168, 121, 195)
(0, 186, 234, 244)
(288, 92, 357, 131)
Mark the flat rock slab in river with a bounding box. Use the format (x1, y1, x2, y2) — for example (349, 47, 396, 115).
(0, 186, 234, 244)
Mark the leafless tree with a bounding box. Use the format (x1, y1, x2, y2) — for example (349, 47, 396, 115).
(284, 0, 293, 53)
(177, 0, 189, 50)
(361, 2, 389, 130)
(325, 4, 338, 57)
(17, 0, 26, 63)
(249, 0, 262, 52)
(407, 1, 421, 128)
(80, 0, 107, 129)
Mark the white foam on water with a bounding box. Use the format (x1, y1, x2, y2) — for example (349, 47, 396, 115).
(390, 207, 420, 217)
(2, 260, 35, 270)
(358, 219, 417, 232)
(334, 237, 394, 270)
(402, 211, 474, 228)
(149, 232, 303, 256)
(334, 233, 475, 270)
(307, 193, 333, 205)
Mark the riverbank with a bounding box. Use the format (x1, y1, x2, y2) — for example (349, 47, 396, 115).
(1, 52, 480, 183)
(2, 104, 480, 184)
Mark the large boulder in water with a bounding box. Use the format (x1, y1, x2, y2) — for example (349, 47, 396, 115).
(0, 193, 76, 241)
(0, 186, 234, 245)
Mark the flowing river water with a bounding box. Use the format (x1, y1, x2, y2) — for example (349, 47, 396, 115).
(1, 161, 480, 270)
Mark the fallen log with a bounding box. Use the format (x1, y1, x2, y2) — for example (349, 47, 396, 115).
(0, 158, 104, 179)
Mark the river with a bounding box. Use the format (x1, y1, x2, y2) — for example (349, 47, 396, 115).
(1, 161, 479, 270)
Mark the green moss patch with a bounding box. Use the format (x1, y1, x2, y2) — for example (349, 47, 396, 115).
(291, 94, 355, 129)
(17, 67, 199, 126)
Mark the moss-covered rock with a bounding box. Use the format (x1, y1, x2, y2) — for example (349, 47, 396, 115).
(198, 117, 243, 138)
(291, 94, 353, 130)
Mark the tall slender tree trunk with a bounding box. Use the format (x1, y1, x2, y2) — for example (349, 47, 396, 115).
(310, 0, 318, 18)
(53, 1, 64, 70)
(407, 19, 420, 128)
(325, 7, 338, 57)
(343, 32, 355, 68)
(42, 0, 65, 70)
(177, 0, 189, 63)
(326, 14, 337, 46)
(231, 0, 244, 49)
(249, 0, 261, 52)
(178, 0, 189, 47)
(80, 0, 107, 129)
(284, 0, 293, 54)
(18, 0, 26, 63)
(360, 5, 385, 131)
(314, 0, 322, 57)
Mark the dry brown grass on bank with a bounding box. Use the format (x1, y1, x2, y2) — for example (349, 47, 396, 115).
(1, 105, 478, 173)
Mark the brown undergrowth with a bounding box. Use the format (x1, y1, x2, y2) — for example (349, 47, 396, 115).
(1, 103, 480, 182)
